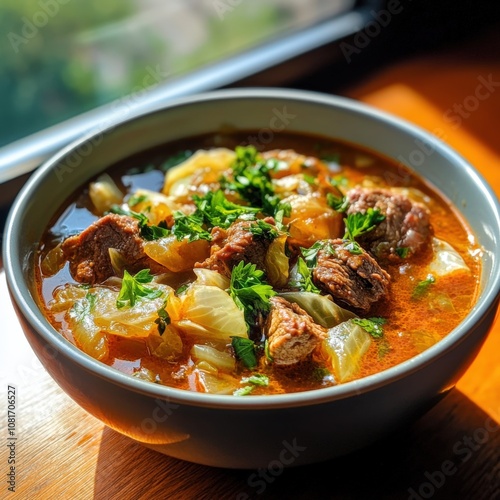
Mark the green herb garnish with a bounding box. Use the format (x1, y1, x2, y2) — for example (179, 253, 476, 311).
(241, 373, 269, 386)
(140, 220, 170, 241)
(116, 269, 163, 309)
(412, 274, 436, 299)
(248, 219, 279, 240)
(193, 190, 259, 229)
(233, 385, 254, 396)
(291, 257, 320, 294)
(301, 241, 335, 268)
(224, 146, 282, 216)
(326, 193, 349, 213)
(229, 261, 276, 330)
(231, 337, 258, 369)
(352, 317, 386, 338)
(343, 208, 385, 241)
(396, 247, 411, 258)
(171, 211, 211, 242)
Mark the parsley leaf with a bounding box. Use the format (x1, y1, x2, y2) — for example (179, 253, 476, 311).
(291, 257, 320, 294)
(140, 220, 170, 241)
(301, 241, 334, 268)
(352, 317, 386, 338)
(116, 269, 163, 309)
(110, 204, 170, 241)
(110, 204, 149, 226)
(171, 211, 211, 242)
(396, 247, 411, 258)
(231, 337, 258, 369)
(240, 373, 269, 386)
(229, 261, 276, 330)
(412, 274, 436, 299)
(224, 146, 282, 216)
(326, 193, 349, 213)
(233, 385, 254, 396)
(247, 219, 279, 240)
(193, 190, 259, 229)
(343, 208, 385, 241)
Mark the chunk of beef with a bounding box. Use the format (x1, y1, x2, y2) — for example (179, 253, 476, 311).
(196, 218, 275, 276)
(61, 214, 166, 284)
(265, 296, 326, 366)
(312, 239, 390, 312)
(346, 187, 432, 261)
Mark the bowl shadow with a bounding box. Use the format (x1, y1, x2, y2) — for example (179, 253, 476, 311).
(93, 388, 499, 500)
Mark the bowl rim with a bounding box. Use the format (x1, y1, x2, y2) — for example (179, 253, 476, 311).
(4, 87, 500, 410)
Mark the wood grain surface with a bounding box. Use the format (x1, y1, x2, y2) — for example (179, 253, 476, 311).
(1, 29, 500, 500)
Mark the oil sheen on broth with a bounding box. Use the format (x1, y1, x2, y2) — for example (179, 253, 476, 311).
(36, 132, 481, 395)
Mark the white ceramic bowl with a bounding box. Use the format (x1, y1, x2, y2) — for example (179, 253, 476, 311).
(4, 89, 500, 468)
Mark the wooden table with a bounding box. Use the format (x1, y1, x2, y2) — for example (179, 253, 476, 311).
(2, 34, 499, 500)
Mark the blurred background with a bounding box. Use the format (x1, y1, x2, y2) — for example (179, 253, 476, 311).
(0, 0, 499, 193)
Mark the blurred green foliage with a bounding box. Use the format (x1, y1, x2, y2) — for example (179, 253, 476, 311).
(0, 1, 317, 148)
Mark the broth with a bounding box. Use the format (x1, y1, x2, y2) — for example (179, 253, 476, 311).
(35, 132, 481, 395)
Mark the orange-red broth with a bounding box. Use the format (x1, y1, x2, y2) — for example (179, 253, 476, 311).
(36, 133, 481, 395)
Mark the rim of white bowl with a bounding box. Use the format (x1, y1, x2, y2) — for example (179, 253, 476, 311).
(4, 88, 500, 410)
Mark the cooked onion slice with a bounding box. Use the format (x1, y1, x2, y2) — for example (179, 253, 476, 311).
(320, 320, 371, 382)
(143, 236, 210, 272)
(429, 238, 470, 276)
(89, 173, 123, 214)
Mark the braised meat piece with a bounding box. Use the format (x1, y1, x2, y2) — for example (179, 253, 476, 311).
(312, 239, 390, 312)
(196, 218, 275, 276)
(266, 296, 326, 366)
(61, 214, 166, 284)
(346, 187, 432, 261)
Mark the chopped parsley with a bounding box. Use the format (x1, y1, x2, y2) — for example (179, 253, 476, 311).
(301, 241, 335, 268)
(343, 208, 385, 241)
(193, 190, 259, 229)
(352, 317, 386, 338)
(233, 385, 255, 396)
(412, 274, 436, 299)
(171, 211, 211, 242)
(291, 257, 320, 294)
(224, 145, 282, 216)
(326, 193, 349, 213)
(140, 220, 170, 241)
(231, 337, 258, 369)
(116, 269, 163, 309)
(110, 204, 170, 241)
(110, 204, 149, 225)
(229, 261, 276, 330)
(241, 373, 269, 386)
(396, 247, 411, 258)
(342, 241, 363, 255)
(248, 219, 279, 240)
